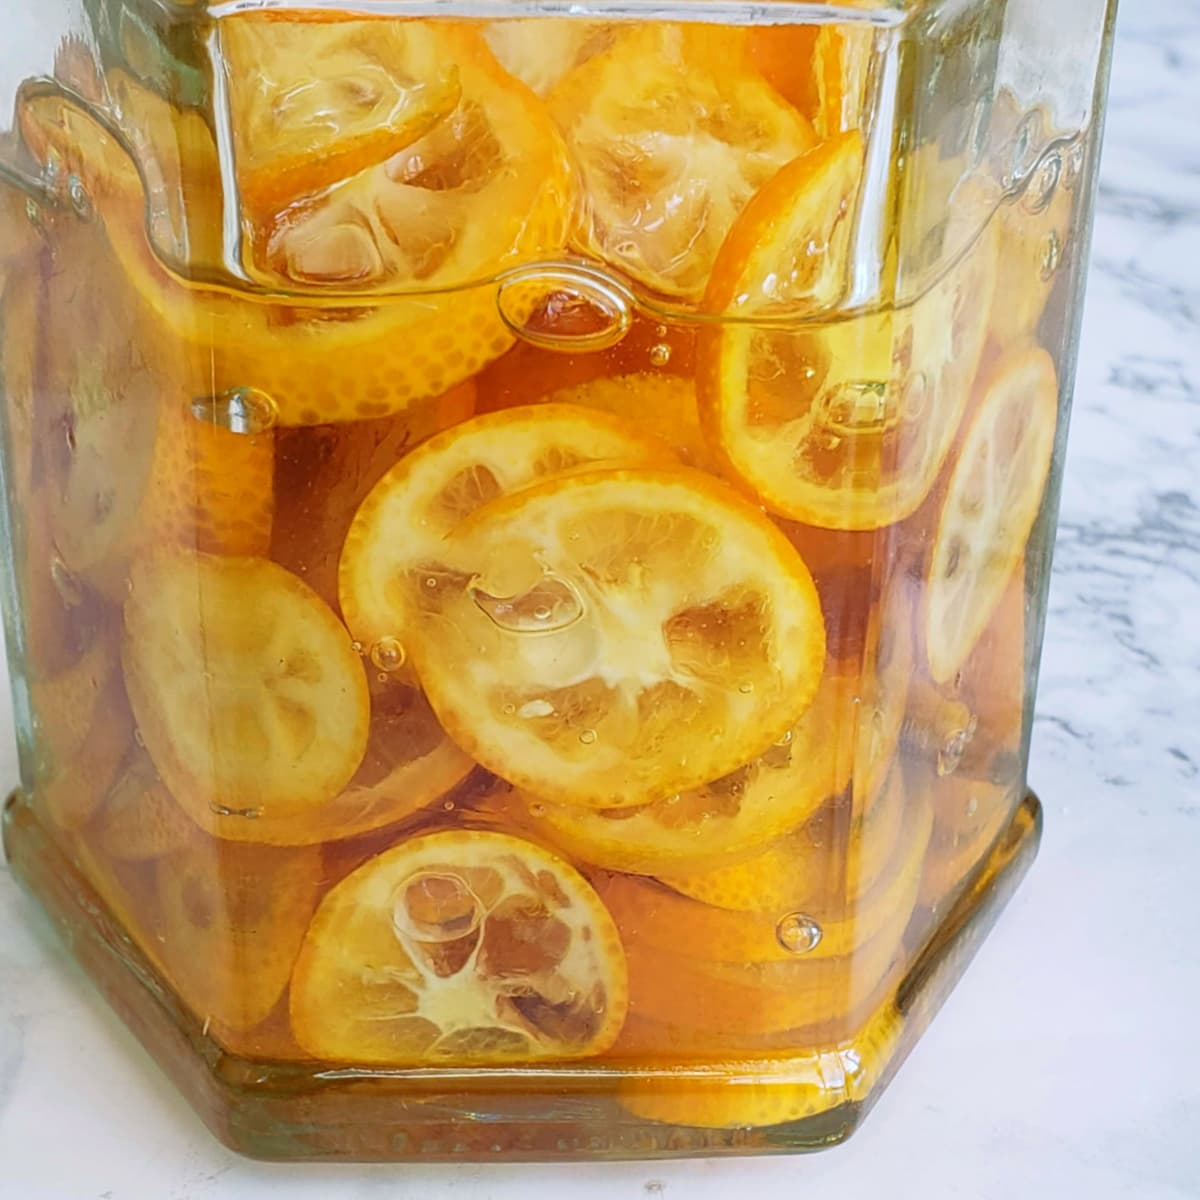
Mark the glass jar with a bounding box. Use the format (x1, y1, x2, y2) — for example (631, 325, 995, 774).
(0, 0, 1117, 1162)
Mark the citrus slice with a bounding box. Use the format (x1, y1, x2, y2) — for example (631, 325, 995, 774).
(339, 404, 675, 666)
(289, 829, 628, 1065)
(273, 380, 475, 609)
(484, 20, 616, 96)
(703, 137, 1000, 530)
(511, 662, 855, 873)
(657, 764, 907, 914)
(548, 24, 816, 299)
(410, 467, 826, 808)
(924, 345, 1058, 682)
(20, 30, 573, 425)
(598, 784, 929, 966)
(219, 13, 463, 219)
(40, 677, 133, 834)
(616, 1003, 902, 1129)
(89, 748, 194, 862)
(156, 836, 321, 1031)
(121, 553, 370, 838)
(28, 630, 120, 772)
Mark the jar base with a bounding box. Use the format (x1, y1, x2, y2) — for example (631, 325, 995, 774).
(2, 788, 1040, 1162)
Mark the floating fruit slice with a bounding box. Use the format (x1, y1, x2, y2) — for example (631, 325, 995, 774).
(22, 30, 572, 426)
(703, 135, 1000, 530)
(657, 765, 907, 914)
(549, 24, 816, 299)
(411, 468, 826, 808)
(512, 662, 854, 873)
(924, 346, 1057, 682)
(28, 630, 119, 772)
(484, 19, 616, 95)
(290, 830, 628, 1065)
(616, 1003, 902, 1129)
(339, 404, 674, 663)
(89, 748, 194, 862)
(121, 553, 370, 838)
(219, 13, 463, 218)
(599, 784, 929, 966)
(40, 677, 132, 833)
(273, 380, 475, 610)
(156, 836, 321, 1031)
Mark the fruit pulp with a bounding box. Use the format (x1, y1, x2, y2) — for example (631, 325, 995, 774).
(0, 0, 1099, 1161)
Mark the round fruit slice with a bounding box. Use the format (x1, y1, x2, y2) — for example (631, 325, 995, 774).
(290, 829, 628, 1065)
(924, 345, 1058, 682)
(121, 553, 370, 837)
(219, 13, 463, 219)
(599, 786, 930, 966)
(20, 30, 573, 425)
(511, 662, 856, 873)
(90, 748, 195, 862)
(548, 23, 816, 299)
(656, 764, 907, 914)
(339, 403, 675, 663)
(703, 135, 1000, 530)
(484, 19, 616, 96)
(410, 468, 826, 809)
(29, 629, 120, 773)
(156, 835, 321, 1031)
(616, 1003, 902, 1129)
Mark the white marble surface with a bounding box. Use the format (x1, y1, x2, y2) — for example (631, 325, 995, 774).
(1, 2, 1199, 1196)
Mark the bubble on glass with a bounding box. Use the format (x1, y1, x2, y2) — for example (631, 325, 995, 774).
(350, 640, 364, 655)
(369, 636, 406, 673)
(518, 698, 555, 719)
(649, 343, 671, 368)
(578, 728, 597, 745)
(776, 912, 822, 954)
(737, 682, 754, 695)
(469, 574, 584, 635)
(191, 387, 278, 435)
(497, 263, 632, 353)
(1040, 230, 1063, 281)
(66, 174, 92, 221)
(1023, 151, 1061, 216)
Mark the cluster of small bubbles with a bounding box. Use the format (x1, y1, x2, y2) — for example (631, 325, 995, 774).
(369, 636, 406, 673)
(776, 912, 822, 954)
(578, 728, 597, 745)
(67, 174, 92, 221)
(191, 387, 278, 435)
(649, 343, 671, 368)
(1040, 230, 1063, 281)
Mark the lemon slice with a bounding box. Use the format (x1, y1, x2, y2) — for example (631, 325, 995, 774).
(924, 346, 1058, 682)
(290, 829, 628, 1065)
(703, 135, 1000, 530)
(339, 403, 675, 665)
(657, 764, 907, 914)
(599, 783, 930, 966)
(410, 467, 825, 808)
(616, 1003, 902, 1129)
(484, 20, 616, 95)
(121, 553, 370, 839)
(89, 748, 194, 862)
(512, 661, 854, 872)
(549, 23, 816, 299)
(156, 835, 321, 1032)
(220, 13, 463, 218)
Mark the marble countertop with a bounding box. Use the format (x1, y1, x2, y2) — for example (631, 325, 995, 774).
(1, 1, 1198, 1196)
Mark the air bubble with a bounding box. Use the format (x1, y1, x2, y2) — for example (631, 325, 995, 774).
(369, 636, 406, 673)
(776, 912, 822, 954)
(1040, 230, 1063, 281)
(469, 574, 584, 634)
(649, 343, 671, 367)
(518, 699, 555, 719)
(442, 799, 456, 812)
(191, 387, 277, 435)
(529, 803, 546, 818)
(351, 640, 364, 655)
(502, 703, 516, 716)
(578, 729, 597, 745)
(67, 174, 92, 221)
(737, 682, 754, 695)
(497, 263, 632, 353)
